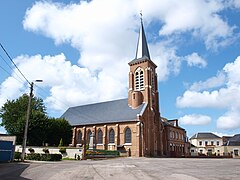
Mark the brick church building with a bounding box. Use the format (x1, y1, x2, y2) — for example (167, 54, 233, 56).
(62, 20, 188, 157)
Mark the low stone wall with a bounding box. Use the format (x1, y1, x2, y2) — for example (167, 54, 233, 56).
(15, 145, 82, 159)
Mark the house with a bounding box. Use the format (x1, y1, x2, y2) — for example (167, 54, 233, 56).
(61, 19, 187, 157)
(162, 118, 188, 157)
(222, 134, 240, 157)
(189, 132, 222, 156)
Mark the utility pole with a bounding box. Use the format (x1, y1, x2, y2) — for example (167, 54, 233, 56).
(21, 80, 42, 161)
(21, 82, 33, 161)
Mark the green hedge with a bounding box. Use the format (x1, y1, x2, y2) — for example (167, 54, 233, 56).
(25, 153, 62, 161)
(86, 149, 120, 156)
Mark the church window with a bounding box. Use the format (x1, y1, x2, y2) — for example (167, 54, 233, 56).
(109, 129, 115, 143)
(125, 128, 132, 143)
(135, 68, 144, 90)
(97, 129, 103, 144)
(87, 130, 92, 144)
(77, 130, 82, 144)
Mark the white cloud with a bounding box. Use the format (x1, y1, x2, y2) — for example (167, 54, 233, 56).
(177, 85, 240, 109)
(22, 0, 238, 73)
(0, 76, 25, 107)
(179, 114, 211, 126)
(184, 52, 207, 68)
(217, 110, 240, 130)
(223, 56, 240, 86)
(212, 132, 234, 137)
(0, 0, 237, 115)
(189, 72, 226, 91)
(228, 0, 240, 8)
(140, 0, 235, 50)
(177, 56, 240, 130)
(177, 56, 240, 109)
(0, 54, 128, 113)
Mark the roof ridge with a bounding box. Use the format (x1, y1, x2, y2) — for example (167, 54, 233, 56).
(70, 98, 128, 109)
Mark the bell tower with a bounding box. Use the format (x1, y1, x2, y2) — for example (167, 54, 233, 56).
(128, 17, 162, 157)
(128, 18, 159, 114)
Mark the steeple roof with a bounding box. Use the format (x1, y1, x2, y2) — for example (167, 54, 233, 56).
(135, 19, 150, 60)
(129, 18, 156, 67)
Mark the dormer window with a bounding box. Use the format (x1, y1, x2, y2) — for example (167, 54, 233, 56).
(135, 68, 144, 90)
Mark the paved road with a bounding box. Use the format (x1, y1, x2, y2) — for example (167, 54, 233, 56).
(0, 158, 239, 179)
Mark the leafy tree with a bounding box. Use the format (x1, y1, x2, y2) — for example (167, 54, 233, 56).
(0, 94, 72, 146)
(47, 118, 72, 146)
(0, 94, 46, 144)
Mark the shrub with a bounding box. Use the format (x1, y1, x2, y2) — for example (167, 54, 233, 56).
(42, 148, 49, 154)
(26, 153, 41, 161)
(86, 149, 120, 156)
(28, 147, 35, 153)
(41, 154, 52, 161)
(59, 147, 66, 154)
(14, 152, 21, 161)
(50, 154, 62, 161)
(25, 153, 62, 161)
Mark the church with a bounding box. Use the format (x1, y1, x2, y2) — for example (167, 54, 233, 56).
(61, 20, 188, 157)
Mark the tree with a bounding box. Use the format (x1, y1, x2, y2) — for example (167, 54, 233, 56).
(0, 94, 46, 144)
(0, 94, 72, 146)
(47, 118, 72, 146)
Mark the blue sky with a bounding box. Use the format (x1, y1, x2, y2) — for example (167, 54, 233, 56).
(1, 0, 240, 138)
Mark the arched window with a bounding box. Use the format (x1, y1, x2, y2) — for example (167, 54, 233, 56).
(109, 129, 115, 143)
(77, 130, 82, 144)
(135, 68, 144, 90)
(97, 129, 103, 144)
(125, 128, 131, 143)
(87, 130, 92, 144)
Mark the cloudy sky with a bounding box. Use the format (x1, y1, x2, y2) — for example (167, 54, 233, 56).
(0, 0, 240, 137)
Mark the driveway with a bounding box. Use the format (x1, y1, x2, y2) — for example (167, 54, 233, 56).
(0, 158, 239, 180)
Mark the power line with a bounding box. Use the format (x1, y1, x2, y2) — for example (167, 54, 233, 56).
(0, 43, 31, 85)
(0, 54, 26, 84)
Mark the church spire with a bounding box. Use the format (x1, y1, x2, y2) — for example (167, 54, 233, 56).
(135, 14, 150, 60)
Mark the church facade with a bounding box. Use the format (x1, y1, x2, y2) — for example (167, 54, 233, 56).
(62, 20, 188, 157)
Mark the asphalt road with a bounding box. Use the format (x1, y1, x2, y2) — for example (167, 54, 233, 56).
(0, 158, 239, 180)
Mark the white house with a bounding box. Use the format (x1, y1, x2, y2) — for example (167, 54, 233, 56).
(190, 132, 222, 156)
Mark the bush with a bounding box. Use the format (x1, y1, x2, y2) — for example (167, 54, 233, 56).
(41, 154, 52, 161)
(50, 154, 62, 161)
(86, 149, 120, 156)
(42, 148, 49, 154)
(59, 147, 66, 154)
(14, 152, 21, 161)
(25, 153, 62, 161)
(26, 153, 41, 161)
(28, 147, 35, 153)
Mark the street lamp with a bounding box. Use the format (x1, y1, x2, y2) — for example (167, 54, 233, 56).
(21, 80, 43, 161)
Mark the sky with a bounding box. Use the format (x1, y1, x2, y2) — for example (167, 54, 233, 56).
(0, 0, 240, 138)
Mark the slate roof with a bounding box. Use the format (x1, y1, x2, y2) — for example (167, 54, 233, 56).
(224, 134, 240, 146)
(135, 19, 150, 60)
(190, 132, 220, 140)
(61, 98, 147, 126)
